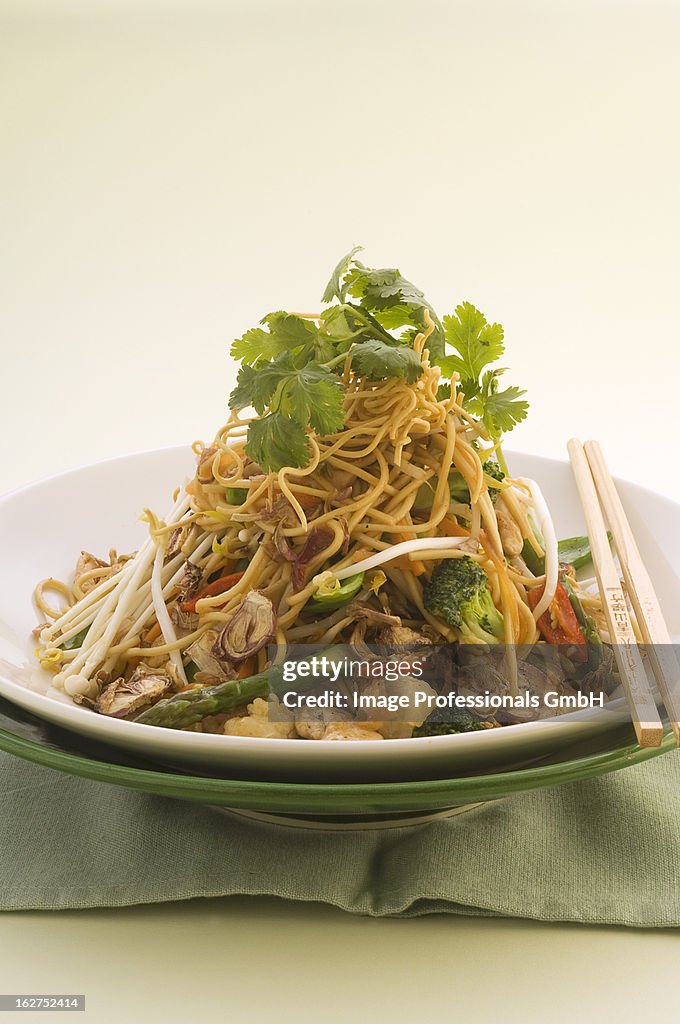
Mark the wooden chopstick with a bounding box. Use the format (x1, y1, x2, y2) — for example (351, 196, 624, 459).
(584, 439, 680, 744)
(567, 439, 663, 748)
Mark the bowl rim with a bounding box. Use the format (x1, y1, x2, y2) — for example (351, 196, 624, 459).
(0, 703, 674, 805)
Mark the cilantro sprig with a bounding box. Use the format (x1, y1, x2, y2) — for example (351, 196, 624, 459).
(350, 337, 423, 384)
(227, 250, 528, 472)
(440, 302, 528, 442)
(323, 247, 445, 364)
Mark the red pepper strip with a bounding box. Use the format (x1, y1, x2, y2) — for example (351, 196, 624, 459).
(180, 571, 245, 613)
(527, 582, 588, 663)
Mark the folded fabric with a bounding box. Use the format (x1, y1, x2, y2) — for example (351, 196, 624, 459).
(1, 750, 678, 926)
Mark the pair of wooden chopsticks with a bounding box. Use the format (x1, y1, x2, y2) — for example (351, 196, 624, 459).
(568, 439, 680, 747)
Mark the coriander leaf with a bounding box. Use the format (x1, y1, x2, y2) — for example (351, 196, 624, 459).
(229, 356, 297, 414)
(439, 301, 529, 440)
(305, 335, 338, 365)
(347, 260, 444, 363)
(230, 327, 279, 365)
(347, 263, 426, 308)
(370, 302, 416, 329)
(322, 245, 364, 303)
(230, 312, 320, 365)
(350, 337, 423, 383)
(231, 356, 344, 435)
(468, 370, 529, 439)
(229, 363, 279, 413)
(440, 302, 505, 389)
(272, 365, 345, 435)
(261, 311, 319, 347)
(245, 412, 310, 472)
(436, 381, 452, 402)
(319, 305, 365, 349)
(319, 304, 398, 355)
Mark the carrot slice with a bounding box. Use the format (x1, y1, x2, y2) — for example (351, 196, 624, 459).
(181, 570, 245, 613)
(392, 530, 426, 577)
(236, 657, 256, 679)
(438, 516, 471, 538)
(527, 582, 587, 661)
(143, 620, 162, 644)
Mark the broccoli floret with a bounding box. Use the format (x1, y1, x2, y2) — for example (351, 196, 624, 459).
(413, 708, 486, 736)
(484, 460, 505, 486)
(423, 557, 505, 642)
(448, 461, 505, 505)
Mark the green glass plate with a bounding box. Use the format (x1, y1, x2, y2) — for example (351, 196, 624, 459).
(0, 696, 675, 825)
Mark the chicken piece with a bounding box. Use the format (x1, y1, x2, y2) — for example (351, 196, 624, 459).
(295, 720, 326, 740)
(223, 697, 296, 738)
(322, 722, 384, 741)
(494, 502, 524, 557)
(374, 722, 415, 739)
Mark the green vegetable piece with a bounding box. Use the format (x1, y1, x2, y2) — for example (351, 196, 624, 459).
(521, 539, 545, 576)
(448, 470, 470, 505)
(449, 461, 505, 506)
(136, 673, 270, 729)
(562, 577, 603, 668)
(326, 250, 445, 363)
(226, 487, 248, 505)
(322, 245, 364, 304)
(135, 644, 344, 730)
(230, 363, 273, 414)
(350, 337, 423, 384)
(61, 626, 89, 651)
(230, 311, 321, 366)
(441, 302, 505, 386)
(230, 354, 344, 433)
(558, 534, 611, 570)
(413, 708, 485, 736)
(184, 660, 199, 683)
(439, 302, 528, 441)
(305, 573, 365, 614)
(245, 412, 310, 472)
(477, 375, 529, 439)
(232, 351, 345, 472)
(413, 480, 436, 511)
(483, 460, 506, 486)
(521, 533, 611, 576)
(274, 363, 345, 435)
(423, 557, 504, 642)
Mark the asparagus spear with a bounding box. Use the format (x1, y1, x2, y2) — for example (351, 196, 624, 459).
(134, 645, 343, 729)
(134, 673, 270, 729)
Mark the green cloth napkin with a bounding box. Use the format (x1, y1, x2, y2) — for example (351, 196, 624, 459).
(1, 750, 678, 926)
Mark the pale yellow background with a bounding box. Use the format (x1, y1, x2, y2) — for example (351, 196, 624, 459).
(1, 2, 679, 1021)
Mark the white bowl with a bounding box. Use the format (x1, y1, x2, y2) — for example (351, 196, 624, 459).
(0, 447, 677, 781)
